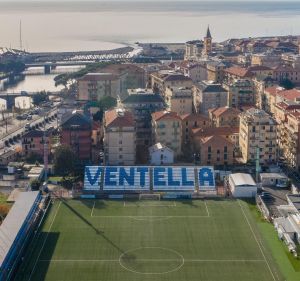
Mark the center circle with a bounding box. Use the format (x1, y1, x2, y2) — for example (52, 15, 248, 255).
(119, 247, 184, 274)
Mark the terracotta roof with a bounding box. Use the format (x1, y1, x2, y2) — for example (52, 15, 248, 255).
(105, 109, 135, 128)
(209, 107, 241, 117)
(225, 66, 253, 78)
(278, 89, 300, 101)
(180, 113, 209, 122)
(152, 111, 181, 122)
(199, 135, 234, 146)
(102, 63, 145, 75)
(265, 86, 285, 97)
(288, 110, 300, 121)
(192, 126, 239, 137)
(248, 65, 272, 72)
(77, 73, 119, 82)
(275, 101, 300, 111)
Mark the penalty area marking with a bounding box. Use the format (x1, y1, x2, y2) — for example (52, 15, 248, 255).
(91, 200, 210, 220)
(123, 201, 177, 207)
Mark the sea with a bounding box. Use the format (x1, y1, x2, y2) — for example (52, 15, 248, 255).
(0, 1, 300, 52)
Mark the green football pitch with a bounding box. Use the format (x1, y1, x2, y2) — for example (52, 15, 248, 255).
(16, 198, 285, 281)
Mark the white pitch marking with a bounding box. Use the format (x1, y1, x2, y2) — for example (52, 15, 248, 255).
(28, 201, 62, 281)
(204, 201, 210, 217)
(123, 201, 177, 207)
(91, 215, 210, 218)
(90, 201, 96, 217)
(238, 200, 277, 281)
(39, 258, 265, 263)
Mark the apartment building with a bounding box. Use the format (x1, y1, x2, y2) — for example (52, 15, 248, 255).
(224, 79, 255, 108)
(263, 86, 300, 114)
(103, 108, 136, 165)
(195, 135, 235, 166)
(22, 129, 52, 159)
(206, 61, 226, 83)
(150, 70, 193, 95)
(194, 81, 228, 116)
(283, 111, 300, 169)
(209, 107, 241, 127)
(181, 113, 210, 147)
(60, 112, 92, 161)
(239, 108, 278, 164)
(192, 126, 240, 152)
(77, 73, 121, 101)
(152, 111, 182, 157)
(273, 101, 300, 169)
(273, 65, 300, 86)
(165, 87, 193, 115)
(123, 89, 166, 148)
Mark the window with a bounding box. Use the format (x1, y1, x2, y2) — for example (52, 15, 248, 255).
(208, 146, 211, 153)
(224, 154, 227, 160)
(119, 148, 123, 152)
(224, 146, 227, 153)
(119, 155, 123, 159)
(119, 140, 122, 145)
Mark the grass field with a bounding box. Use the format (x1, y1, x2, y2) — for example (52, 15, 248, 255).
(16, 198, 287, 281)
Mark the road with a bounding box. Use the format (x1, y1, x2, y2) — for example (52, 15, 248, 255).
(0, 106, 59, 157)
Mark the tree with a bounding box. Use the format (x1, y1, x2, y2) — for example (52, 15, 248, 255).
(32, 91, 50, 106)
(280, 78, 294, 90)
(53, 145, 78, 176)
(92, 96, 117, 122)
(30, 178, 41, 191)
(98, 96, 117, 111)
(0, 60, 25, 75)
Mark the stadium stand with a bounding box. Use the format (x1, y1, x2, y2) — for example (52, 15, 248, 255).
(0, 191, 43, 280)
(84, 166, 216, 193)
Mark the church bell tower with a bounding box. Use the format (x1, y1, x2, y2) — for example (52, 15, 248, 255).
(203, 25, 212, 56)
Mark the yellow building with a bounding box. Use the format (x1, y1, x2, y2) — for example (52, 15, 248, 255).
(150, 70, 193, 96)
(103, 108, 136, 165)
(152, 111, 182, 157)
(207, 61, 225, 83)
(77, 73, 120, 101)
(209, 107, 241, 127)
(273, 101, 300, 169)
(239, 108, 278, 164)
(165, 87, 193, 115)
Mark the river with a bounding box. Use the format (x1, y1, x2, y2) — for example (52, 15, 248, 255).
(0, 66, 84, 93)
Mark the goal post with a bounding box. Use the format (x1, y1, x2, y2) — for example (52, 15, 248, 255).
(139, 194, 161, 201)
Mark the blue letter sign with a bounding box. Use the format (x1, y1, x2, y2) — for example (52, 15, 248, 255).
(152, 167, 195, 191)
(198, 167, 215, 190)
(84, 166, 215, 192)
(84, 166, 103, 190)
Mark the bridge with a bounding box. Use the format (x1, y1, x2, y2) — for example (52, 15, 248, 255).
(25, 61, 89, 74)
(0, 91, 61, 109)
(25, 45, 142, 73)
